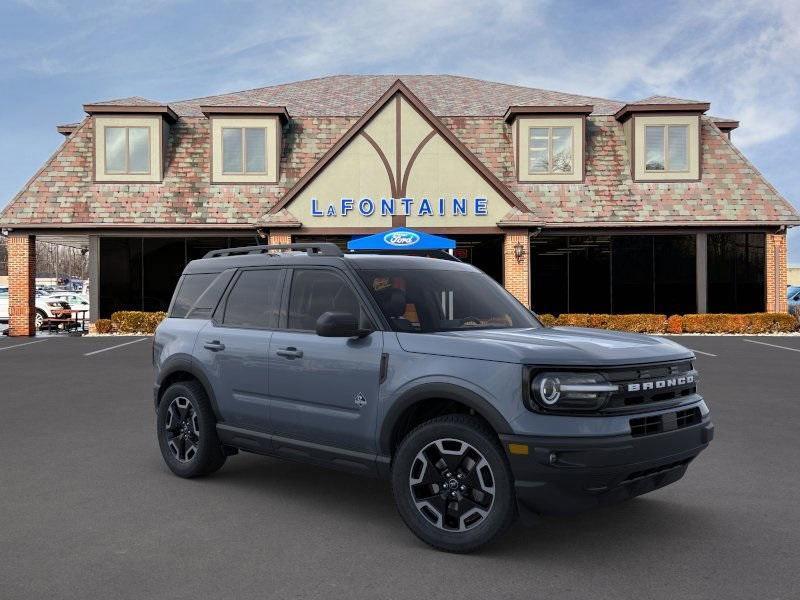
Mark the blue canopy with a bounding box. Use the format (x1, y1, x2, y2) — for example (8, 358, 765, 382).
(347, 227, 455, 251)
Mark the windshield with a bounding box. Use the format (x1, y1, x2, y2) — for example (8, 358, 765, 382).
(357, 268, 540, 333)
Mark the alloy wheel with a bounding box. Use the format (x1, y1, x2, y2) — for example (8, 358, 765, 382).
(163, 396, 200, 463)
(408, 438, 495, 532)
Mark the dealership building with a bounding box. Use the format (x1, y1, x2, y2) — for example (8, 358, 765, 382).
(1, 74, 798, 335)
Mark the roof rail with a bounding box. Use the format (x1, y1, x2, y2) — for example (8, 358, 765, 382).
(203, 243, 343, 259)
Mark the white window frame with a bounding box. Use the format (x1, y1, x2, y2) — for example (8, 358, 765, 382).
(527, 126, 575, 175)
(210, 116, 279, 184)
(221, 127, 269, 175)
(644, 124, 689, 173)
(104, 126, 152, 175)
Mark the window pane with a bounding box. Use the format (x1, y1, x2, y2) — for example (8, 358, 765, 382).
(288, 270, 362, 331)
(171, 273, 217, 318)
(529, 149, 548, 173)
(530, 236, 569, 315)
(224, 269, 282, 329)
(667, 125, 688, 171)
(222, 128, 243, 173)
(128, 127, 150, 173)
(611, 237, 654, 313)
(645, 126, 665, 171)
(143, 238, 185, 312)
(708, 233, 765, 312)
(528, 128, 549, 174)
(654, 236, 696, 314)
(244, 128, 266, 173)
(104, 127, 127, 173)
(567, 236, 611, 313)
(551, 127, 573, 173)
(99, 237, 142, 316)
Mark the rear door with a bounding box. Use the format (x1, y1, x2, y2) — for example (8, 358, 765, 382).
(195, 267, 284, 431)
(268, 267, 383, 452)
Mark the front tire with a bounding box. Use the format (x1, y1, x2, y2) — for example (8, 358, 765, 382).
(35, 309, 46, 330)
(391, 415, 516, 553)
(157, 381, 226, 478)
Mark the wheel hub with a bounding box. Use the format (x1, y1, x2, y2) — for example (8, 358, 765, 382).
(409, 438, 495, 532)
(163, 396, 199, 463)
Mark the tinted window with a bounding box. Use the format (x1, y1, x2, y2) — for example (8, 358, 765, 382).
(223, 269, 282, 329)
(287, 269, 366, 331)
(358, 268, 539, 333)
(171, 273, 217, 318)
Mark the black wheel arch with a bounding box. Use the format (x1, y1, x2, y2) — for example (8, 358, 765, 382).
(379, 383, 513, 456)
(156, 357, 222, 421)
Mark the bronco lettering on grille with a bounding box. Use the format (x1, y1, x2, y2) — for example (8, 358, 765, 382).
(627, 374, 694, 393)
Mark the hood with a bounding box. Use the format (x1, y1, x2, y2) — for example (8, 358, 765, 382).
(396, 326, 693, 366)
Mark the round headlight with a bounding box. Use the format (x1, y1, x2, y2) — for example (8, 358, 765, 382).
(537, 375, 561, 405)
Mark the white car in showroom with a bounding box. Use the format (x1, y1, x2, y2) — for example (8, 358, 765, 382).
(0, 286, 73, 329)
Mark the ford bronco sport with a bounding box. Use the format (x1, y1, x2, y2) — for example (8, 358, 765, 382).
(153, 243, 713, 553)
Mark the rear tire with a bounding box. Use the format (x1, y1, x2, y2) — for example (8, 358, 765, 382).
(391, 415, 516, 553)
(157, 381, 226, 478)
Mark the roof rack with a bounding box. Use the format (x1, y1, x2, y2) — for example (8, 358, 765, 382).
(203, 243, 343, 258)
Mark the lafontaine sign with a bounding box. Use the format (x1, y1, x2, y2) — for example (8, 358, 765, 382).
(310, 196, 488, 218)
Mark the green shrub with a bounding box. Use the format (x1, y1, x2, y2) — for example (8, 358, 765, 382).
(110, 311, 167, 333)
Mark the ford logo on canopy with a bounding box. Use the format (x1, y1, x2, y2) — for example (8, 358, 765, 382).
(384, 231, 420, 247)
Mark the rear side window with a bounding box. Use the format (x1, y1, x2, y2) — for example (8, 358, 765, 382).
(171, 273, 217, 318)
(222, 269, 282, 329)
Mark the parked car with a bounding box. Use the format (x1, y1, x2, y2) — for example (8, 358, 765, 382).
(46, 292, 90, 314)
(0, 288, 71, 328)
(152, 243, 713, 553)
(788, 286, 800, 313)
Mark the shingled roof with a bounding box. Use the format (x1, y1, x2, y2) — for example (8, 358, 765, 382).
(1, 75, 797, 229)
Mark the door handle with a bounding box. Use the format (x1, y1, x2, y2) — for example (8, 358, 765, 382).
(276, 347, 303, 359)
(203, 340, 226, 351)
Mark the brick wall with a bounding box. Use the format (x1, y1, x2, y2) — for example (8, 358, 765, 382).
(7, 234, 36, 336)
(765, 232, 788, 312)
(268, 230, 293, 245)
(502, 229, 530, 308)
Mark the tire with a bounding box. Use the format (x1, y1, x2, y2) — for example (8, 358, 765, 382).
(157, 380, 226, 478)
(391, 415, 517, 553)
(35, 309, 46, 330)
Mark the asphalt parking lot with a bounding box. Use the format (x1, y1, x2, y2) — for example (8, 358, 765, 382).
(1, 335, 799, 599)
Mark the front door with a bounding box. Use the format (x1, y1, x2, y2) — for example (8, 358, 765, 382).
(268, 267, 383, 452)
(194, 268, 284, 431)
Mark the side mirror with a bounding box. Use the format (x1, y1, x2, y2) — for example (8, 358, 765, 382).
(315, 311, 371, 338)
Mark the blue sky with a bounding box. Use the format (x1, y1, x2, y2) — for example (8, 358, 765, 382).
(1, 0, 798, 260)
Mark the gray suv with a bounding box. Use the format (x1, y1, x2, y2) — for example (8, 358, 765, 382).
(153, 243, 713, 553)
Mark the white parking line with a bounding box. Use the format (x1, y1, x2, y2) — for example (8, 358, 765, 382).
(0, 339, 49, 352)
(84, 338, 148, 356)
(688, 348, 717, 357)
(742, 339, 800, 353)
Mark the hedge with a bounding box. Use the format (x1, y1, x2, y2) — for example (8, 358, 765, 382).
(110, 311, 167, 334)
(538, 313, 798, 334)
(94, 319, 113, 334)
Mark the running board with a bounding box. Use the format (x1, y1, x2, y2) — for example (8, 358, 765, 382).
(216, 423, 386, 478)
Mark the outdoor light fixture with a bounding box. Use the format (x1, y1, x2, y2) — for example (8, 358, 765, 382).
(514, 241, 526, 263)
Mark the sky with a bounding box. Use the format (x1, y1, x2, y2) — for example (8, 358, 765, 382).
(1, 0, 798, 260)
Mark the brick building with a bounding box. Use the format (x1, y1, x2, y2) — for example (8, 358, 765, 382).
(1, 75, 797, 335)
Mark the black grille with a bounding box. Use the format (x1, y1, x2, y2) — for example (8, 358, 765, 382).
(604, 360, 697, 412)
(630, 407, 701, 437)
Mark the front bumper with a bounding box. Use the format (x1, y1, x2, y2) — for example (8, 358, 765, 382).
(500, 415, 713, 515)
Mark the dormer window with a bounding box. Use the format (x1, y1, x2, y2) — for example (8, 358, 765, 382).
(528, 126, 574, 174)
(105, 126, 151, 174)
(644, 124, 688, 172)
(222, 127, 268, 174)
(201, 106, 289, 184)
(505, 106, 590, 184)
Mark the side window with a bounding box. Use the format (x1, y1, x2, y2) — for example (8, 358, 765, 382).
(287, 269, 366, 331)
(171, 273, 217, 318)
(222, 269, 282, 329)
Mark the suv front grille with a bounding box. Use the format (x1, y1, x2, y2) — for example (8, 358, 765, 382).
(630, 407, 701, 437)
(603, 360, 697, 412)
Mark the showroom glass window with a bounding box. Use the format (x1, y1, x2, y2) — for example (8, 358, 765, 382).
(707, 233, 765, 312)
(104, 126, 150, 174)
(528, 127, 573, 174)
(222, 127, 267, 174)
(645, 125, 688, 171)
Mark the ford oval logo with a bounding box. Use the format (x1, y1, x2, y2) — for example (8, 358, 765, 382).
(384, 231, 420, 247)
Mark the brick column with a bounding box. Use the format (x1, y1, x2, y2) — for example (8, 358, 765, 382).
(502, 229, 530, 308)
(765, 232, 788, 312)
(8, 234, 36, 336)
(268, 230, 293, 245)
